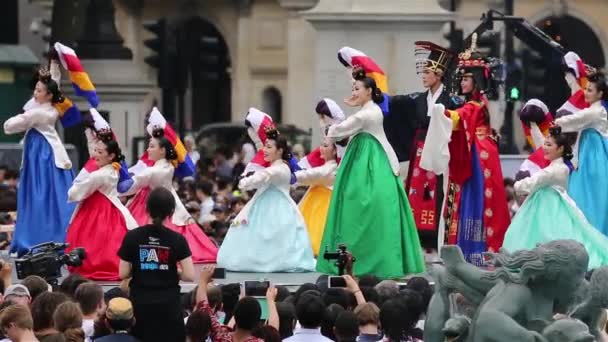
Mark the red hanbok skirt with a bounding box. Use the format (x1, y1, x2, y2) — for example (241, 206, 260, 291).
(66, 191, 128, 281)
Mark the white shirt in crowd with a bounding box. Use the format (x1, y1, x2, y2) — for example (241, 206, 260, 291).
(198, 197, 215, 223)
(189, 151, 200, 166)
(82, 318, 95, 342)
(283, 327, 333, 342)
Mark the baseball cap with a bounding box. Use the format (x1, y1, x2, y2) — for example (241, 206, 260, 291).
(4, 284, 30, 298)
(106, 298, 134, 321)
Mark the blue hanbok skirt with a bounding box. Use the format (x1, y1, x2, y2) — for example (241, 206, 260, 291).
(10, 129, 75, 255)
(568, 129, 608, 236)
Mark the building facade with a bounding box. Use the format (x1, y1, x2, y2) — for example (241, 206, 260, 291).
(22, 0, 608, 161)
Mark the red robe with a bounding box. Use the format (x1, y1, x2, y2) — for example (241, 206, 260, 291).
(444, 94, 511, 253)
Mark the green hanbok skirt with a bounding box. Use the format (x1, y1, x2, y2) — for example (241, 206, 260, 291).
(316, 133, 425, 279)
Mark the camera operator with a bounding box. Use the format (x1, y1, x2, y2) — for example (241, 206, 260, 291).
(323, 244, 355, 276)
(118, 187, 194, 342)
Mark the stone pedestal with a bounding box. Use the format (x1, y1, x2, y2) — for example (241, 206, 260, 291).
(301, 0, 453, 143)
(62, 60, 155, 163)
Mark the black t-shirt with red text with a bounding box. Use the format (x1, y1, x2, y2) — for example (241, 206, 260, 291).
(118, 224, 191, 302)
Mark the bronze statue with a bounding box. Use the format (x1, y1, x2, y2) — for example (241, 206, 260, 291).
(425, 240, 604, 342)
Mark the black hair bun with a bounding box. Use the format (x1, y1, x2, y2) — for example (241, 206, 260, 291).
(97, 129, 114, 143)
(336, 138, 348, 147)
(372, 87, 384, 104)
(266, 128, 280, 140)
(151, 127, 165, 138)
(166, 148, 178, 160)
(549, 126, 562, 136)
(352, 67, 366, 81)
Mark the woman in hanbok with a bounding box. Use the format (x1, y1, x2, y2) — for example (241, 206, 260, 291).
(296, 137, 338, 256)
(316, 68, 425, 279)
(2, 64, 76, 255)
(503, 126, 608, 269)
(425, 35, 510, 264)
(66, 128, 137, 280)
(555, 71, 608, 236)
(122, 128, 218, 263)
(296, 98, 344, 256)
(217, 129, 315, 272)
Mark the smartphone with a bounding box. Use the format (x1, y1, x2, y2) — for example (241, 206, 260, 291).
(213, 267, 226, 279)
(328, 276, 347, 288)
(244, 280, 270, 297)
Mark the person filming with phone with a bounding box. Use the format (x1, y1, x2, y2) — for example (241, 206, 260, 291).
(118, 187, 195, 341)
(194, 265, 279, 342)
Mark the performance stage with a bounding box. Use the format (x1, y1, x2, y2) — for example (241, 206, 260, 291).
(3, 250, 433, 293)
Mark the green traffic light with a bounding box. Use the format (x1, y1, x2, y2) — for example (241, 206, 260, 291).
(510, 87, 520, 100)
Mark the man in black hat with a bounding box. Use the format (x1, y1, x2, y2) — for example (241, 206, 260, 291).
(387, 42, 462, 255)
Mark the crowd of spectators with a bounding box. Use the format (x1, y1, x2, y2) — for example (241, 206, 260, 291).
(0, 260, 433, 341)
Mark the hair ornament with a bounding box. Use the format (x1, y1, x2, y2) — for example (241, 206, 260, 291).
(38, 67, 52, 82)
(265, 127, 280, 140)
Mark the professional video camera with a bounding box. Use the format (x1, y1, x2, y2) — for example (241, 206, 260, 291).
(14, 242, 86, 285)
(323, 243, 355, 275)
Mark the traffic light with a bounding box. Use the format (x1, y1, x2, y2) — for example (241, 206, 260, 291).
(477, 30, 501, 59)
(143, 19, 173, 88)
(521, 49, 547, 101)
(510, 87, 520, 101)
(193, 34, 226, 81)
(506, 61, 522, 102)
(444, 28, 463, 54)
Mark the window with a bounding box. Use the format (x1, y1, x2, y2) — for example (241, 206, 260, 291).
(262, 87, 282, 123)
